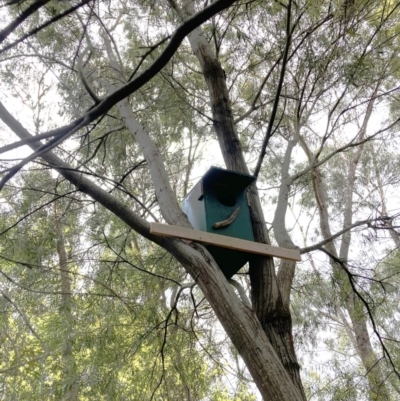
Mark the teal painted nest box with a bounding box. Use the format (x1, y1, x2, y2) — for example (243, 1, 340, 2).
(182, 166, 255, 278)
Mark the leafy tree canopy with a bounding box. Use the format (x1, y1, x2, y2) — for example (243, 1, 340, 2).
(0, 0, 400, 400)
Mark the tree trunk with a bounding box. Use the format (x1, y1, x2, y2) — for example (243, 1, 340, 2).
(181, 12, 305, 398)
(166, 239, 305, 401)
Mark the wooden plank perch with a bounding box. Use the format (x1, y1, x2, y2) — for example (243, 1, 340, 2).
(150, 222, 301, 262)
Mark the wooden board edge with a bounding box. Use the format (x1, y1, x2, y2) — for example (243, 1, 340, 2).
(150, 222, 301, 262)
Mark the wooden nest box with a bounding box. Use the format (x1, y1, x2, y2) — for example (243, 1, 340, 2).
(182, 166, 255, 278)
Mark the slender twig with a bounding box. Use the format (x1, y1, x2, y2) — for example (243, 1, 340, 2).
(118, 160, 146, 184)
(106, 247, 181, 286)
(0, 190, 78, 236)
(291, 114, 400, 184)
(234, 57, 282, 124)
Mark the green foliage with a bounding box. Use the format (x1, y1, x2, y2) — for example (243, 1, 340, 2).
(1, 0, 400, 399)
(0, 171, 256, 400)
